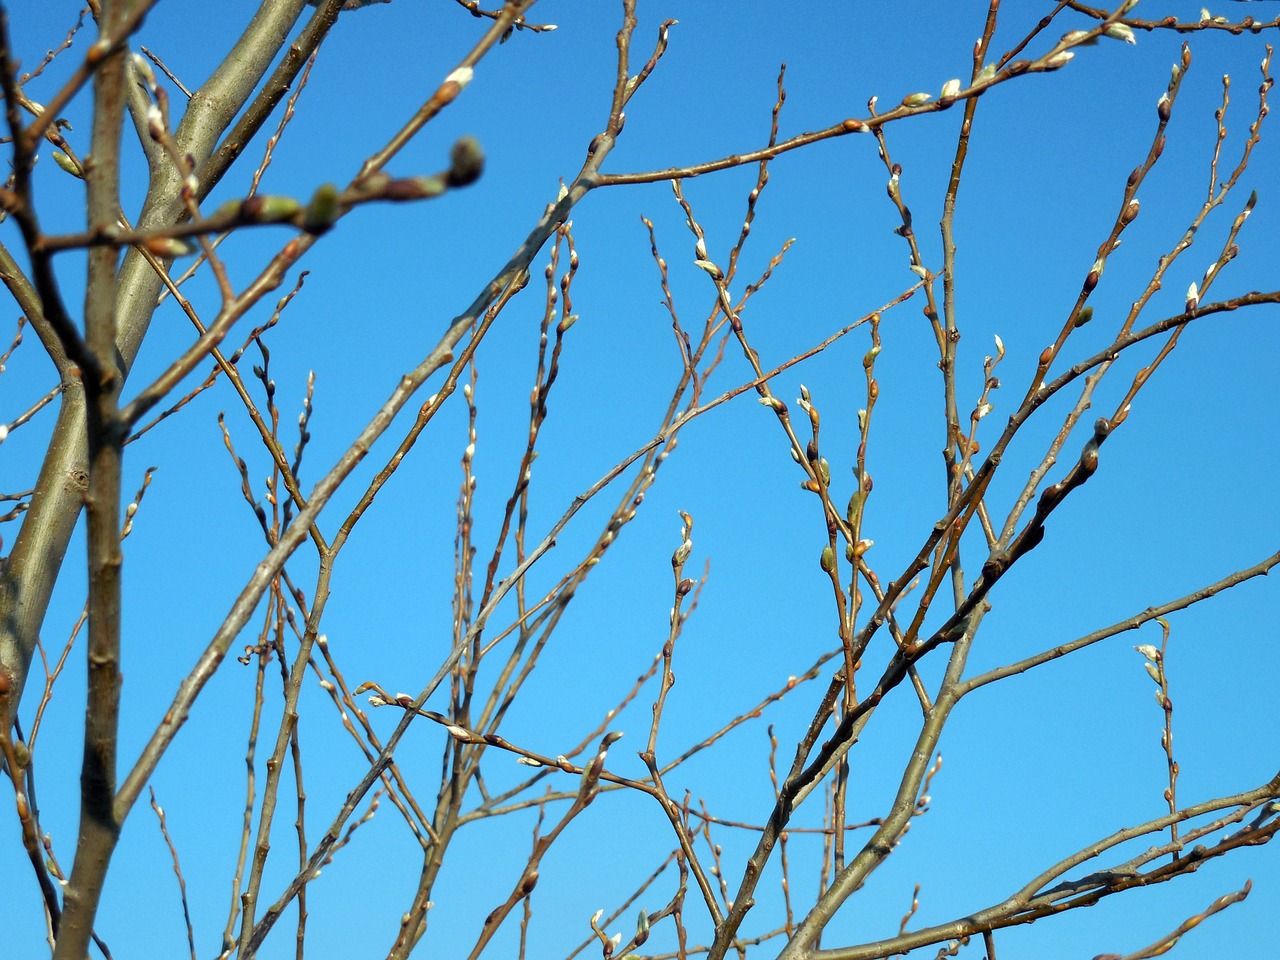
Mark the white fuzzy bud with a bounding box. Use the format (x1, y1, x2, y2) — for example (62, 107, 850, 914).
(445, 66, 474, 89)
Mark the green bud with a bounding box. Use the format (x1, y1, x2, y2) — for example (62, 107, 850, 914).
(447, 136, 485, 187)
(143, 236, 196, 258)
(635, 909, 650, 946)
(303, 183, 341, 234)
(352, 171, 390, 196)
(384, 176, 446, 201)
(245, 195, 302, 224)
(53, 151, 84, 178)
(847, 490, 863, 525)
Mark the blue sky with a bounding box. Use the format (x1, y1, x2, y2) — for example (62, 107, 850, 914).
(2, 2, 1278, 959)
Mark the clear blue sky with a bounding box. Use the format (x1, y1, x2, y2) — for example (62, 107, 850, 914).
(3, 2, 1278, 959)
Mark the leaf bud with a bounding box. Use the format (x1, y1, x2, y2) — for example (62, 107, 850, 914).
(443, 65, 474, 90)
(633, 910, 651, 946)
(143, 236, 196, 258)
(53, 151, 83, 178)
(244, 195, 302, 224)
(447, 136, 485, 187)
(1104, 23, 1136, 44)
(302, 183, 341, 234)
(1083, 257, 1105, 292)
(385, 176, 447, 201)
(672, 538, 692, 568)
(130, 52, 156, 90)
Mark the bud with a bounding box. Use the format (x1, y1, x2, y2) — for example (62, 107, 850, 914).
(820, 546, 836, 572)
(635, 909, 650, 946)
(1185, 281, 1199, 312)
(385, 175, 447, 201)
(143, 236, 196, 258)
(1104, 23, 1136, 44)
(1121, 198, 1140, 224)
(244, 195, 302, 224)
(444, 65, 474, 90)
(940, 78, 961, 100)
(1044, 50, 1074, 70)
(52, 151, 83, 178)
(145, 103, 166, 141)
(447, 136, 485, 187)
(901, 92, 932, 107)
(1083, 257, 1105, 292)
(693, 259, 723, 280)
(302, 183, 341, 234)
(130, 52, 156, 90)
(1135, 642, 1163, 662)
